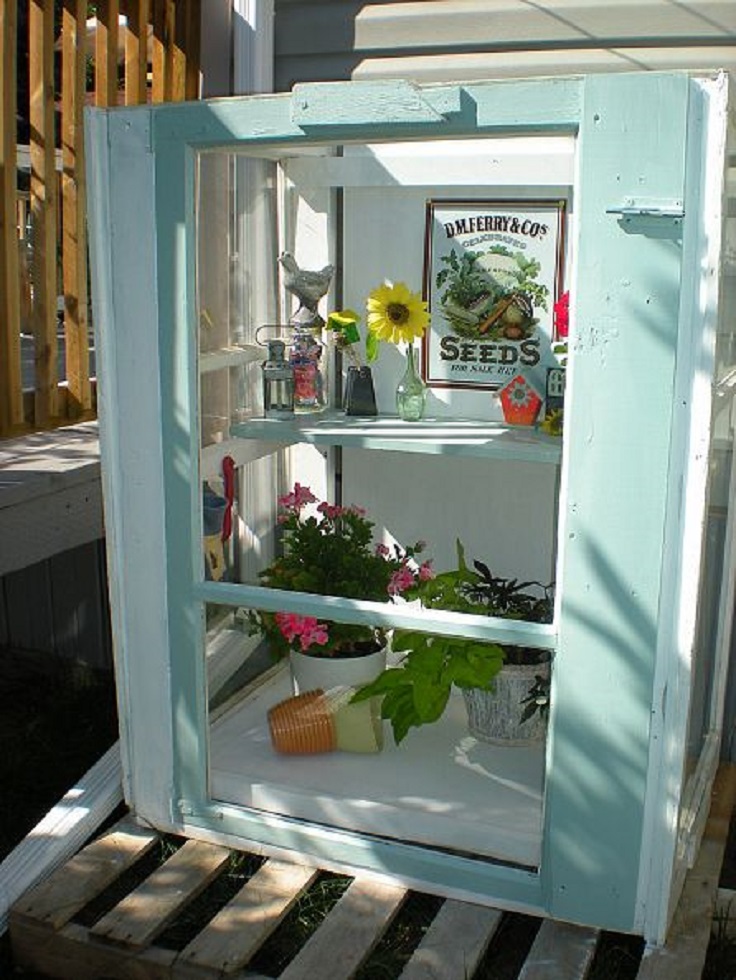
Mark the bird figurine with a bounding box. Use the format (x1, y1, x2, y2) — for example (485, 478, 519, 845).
(279, 251, 334, 327)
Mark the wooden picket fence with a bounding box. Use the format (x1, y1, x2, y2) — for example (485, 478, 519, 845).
(0, 0, 201, 438)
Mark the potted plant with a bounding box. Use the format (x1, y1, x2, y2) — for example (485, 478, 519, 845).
(247, 482, 433, 693)
(353, 541, 553, 745)
(326, 309, 377, 416)
(365, 280, 431, 421)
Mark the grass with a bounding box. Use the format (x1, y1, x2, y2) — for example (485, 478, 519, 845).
(704, 914, 736, 980)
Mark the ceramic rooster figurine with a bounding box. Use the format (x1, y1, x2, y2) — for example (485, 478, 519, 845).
(279, 251, 334, 327)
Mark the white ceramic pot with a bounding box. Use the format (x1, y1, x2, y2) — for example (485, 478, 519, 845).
(289, 645, 387, 695)
(462, 659, 551, 746)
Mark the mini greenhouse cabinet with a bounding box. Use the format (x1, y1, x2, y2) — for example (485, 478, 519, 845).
(86, 71, 736, 943)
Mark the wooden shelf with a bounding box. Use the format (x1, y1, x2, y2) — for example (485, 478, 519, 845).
(209, 664, 545, 868)
(231, 413, 562, 463)
(200, 344, 262, 375)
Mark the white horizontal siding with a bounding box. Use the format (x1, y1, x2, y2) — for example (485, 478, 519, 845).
(353, 0, 736, 50)
(353, 45, 736, 83)
(274, 0, 736, 88)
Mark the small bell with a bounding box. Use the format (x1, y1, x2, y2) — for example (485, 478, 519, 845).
(262, 340, 295, 419)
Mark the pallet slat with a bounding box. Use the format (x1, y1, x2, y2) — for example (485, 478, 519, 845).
(177, 859, 319, 977)
(10, 767, 736, 980)
(518, 920, 599, 980)
(399, 900, 503, 980)
(11, 918, 176, 980)
(636, 764, 736, 979)
(90, 839, 231, 948)
(279, 878, 408, 980)
(11, 817, 157, 931)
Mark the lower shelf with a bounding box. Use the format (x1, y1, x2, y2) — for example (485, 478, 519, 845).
(208, 666, 545, 868)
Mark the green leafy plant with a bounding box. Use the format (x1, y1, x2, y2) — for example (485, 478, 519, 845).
(247, 483, 432, 659)
(352, 629, 505, 744)
(353, 541, 553, 743)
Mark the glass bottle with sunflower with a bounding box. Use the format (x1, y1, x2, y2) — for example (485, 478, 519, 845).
(366, 281, 430, 421)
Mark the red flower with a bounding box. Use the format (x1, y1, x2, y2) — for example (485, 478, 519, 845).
(275, 612, 329, 651)
(388, 564, 417, 595)
(277, 482, 317, 512)
(553, 291, 569, 340)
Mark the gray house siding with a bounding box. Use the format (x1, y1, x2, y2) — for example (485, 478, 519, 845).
(0, 540, 113, 671)
(274, 0, 736, 90)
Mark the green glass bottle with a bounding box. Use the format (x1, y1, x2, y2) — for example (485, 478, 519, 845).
(396, 344, 427, 421)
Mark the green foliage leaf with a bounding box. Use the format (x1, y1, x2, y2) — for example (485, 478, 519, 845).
(381, 687, 420, 744)
(352, 668, 406, 702)
(411, 672, 450, 723)
(366, 331, 380, 363)
(443, 643, 503, 690)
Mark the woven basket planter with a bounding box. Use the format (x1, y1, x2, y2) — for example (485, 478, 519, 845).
(462, 659, 551, 746)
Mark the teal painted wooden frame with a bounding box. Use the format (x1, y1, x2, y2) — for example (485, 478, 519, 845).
(86, 72, 730, 942)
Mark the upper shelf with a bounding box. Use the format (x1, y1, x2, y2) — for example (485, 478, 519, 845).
(231, 413, 562, 463)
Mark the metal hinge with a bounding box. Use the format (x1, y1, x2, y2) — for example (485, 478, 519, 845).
(606, 197, 684, 220)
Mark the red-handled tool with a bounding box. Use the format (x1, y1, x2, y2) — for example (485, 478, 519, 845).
(221, 455, 235, 542)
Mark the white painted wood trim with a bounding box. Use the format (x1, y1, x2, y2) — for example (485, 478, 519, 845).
(201, 438, 285, 480)
(635, 73, 729, 943)
(233, 0, 274, 96)
(284, 137, 575, 189)
(86, 106, 175, 825)
(0, 743, 122, 936)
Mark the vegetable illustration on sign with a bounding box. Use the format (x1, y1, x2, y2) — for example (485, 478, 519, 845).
(423, 200, 566, 391)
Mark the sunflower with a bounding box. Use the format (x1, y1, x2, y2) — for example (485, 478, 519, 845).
(366, 281, 430, 348)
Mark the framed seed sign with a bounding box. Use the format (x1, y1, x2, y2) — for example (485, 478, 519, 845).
(423, 199, 566, 390)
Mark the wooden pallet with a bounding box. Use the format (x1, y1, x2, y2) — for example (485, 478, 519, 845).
(11, 764, 736, 980)
(9, 816, 603, 980)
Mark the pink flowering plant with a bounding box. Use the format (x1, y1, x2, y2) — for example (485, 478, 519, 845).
(248, 483, 433, 659)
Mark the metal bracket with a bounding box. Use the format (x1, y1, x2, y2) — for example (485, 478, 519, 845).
(606, 197, 684, 219)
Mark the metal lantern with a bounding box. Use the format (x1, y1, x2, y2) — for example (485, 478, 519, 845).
(261, 339, 295, 419)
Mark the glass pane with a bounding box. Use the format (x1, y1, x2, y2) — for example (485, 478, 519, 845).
(195, 135, 571, 869)
(197, 152, 280, 447)
(683, 118, 736, 777)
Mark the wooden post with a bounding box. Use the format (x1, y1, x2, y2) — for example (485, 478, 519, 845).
(184, 0, 201, 101)
(167, 0, 185, 102)
(29, 0, 59, 425)
(95, 0, 120, 109)
(124, 0, 150, 106)
(61, 0, 91, 419)
(0, 0, 24, 436)
(151, 0, 166, 103)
